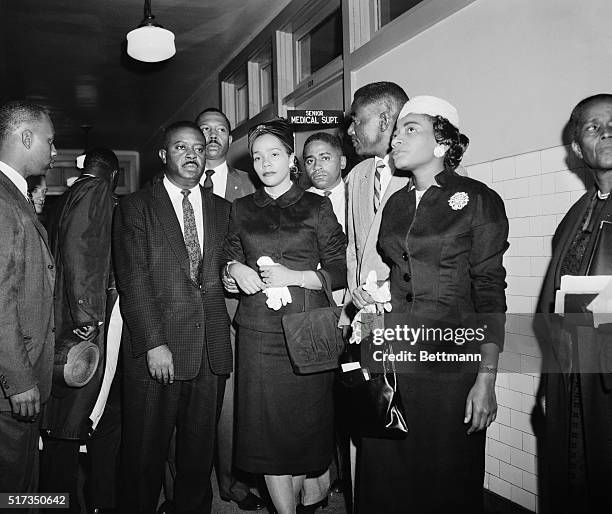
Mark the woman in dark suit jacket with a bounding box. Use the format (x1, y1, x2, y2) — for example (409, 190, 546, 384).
(356, 97, 509, 513)
(223, 118, 347, 514)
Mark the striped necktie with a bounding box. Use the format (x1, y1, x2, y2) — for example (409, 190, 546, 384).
(373, 160, 385, 214)
(181, 189, 202, 285)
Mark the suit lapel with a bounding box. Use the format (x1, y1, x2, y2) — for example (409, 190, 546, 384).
(225, 167, 239, 202)
(151, 182, 191, 280)
(200, 187, 216, 281)
(358, 159, 374, 246)
(0, 172, 52, 254)
(0, 172, 54, 289)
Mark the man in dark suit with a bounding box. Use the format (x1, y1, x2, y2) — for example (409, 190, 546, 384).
(192, 107, 264, 511)
(40, 147, 120, 513)
(114, 121, 232, 514)
(0, 100, 57, 497)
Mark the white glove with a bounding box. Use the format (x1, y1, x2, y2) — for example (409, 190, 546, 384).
(257, 256, 293, 310)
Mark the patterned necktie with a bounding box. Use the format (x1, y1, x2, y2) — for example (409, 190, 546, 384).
(203, 169, 215, 191)
(181, 189, 202, 285)
(373, 161, 385, 214)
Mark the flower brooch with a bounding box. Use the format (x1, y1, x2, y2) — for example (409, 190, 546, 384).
(448, 191, 469, 210)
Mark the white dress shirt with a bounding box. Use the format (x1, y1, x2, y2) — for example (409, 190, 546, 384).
(0, 160, 28, 199)
(308, 179, 347, 306)
(307, 179, 346, 232)
(163, 176, 204, 253)
(199, 160, 228, 199)
(374, 154, 393, 199)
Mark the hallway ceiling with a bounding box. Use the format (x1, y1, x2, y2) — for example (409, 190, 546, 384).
(0, 0, 290, 154)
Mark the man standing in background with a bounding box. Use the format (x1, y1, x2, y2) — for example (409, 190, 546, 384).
(196, 107, 263, 511)
(301, 132, 348, 513)
(0, 100, 57, 497)
(40, 147, 121, 514)
(344, 81, 410, 314)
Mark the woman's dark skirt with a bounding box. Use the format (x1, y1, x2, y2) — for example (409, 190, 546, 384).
(235, 326, 334, 475)
(357, 371, 486, 514)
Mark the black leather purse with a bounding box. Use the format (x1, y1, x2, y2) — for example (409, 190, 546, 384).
(338, 335, 408, 439)
(282, 271, 345, 374)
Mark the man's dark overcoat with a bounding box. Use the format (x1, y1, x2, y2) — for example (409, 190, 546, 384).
(42, 175, 114, 439)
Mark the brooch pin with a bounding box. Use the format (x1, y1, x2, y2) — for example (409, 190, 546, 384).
(448, 192, 469, 210)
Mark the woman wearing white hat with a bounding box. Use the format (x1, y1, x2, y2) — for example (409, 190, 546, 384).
(357, 96, 509, 513)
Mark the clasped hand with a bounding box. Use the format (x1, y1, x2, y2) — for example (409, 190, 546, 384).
(259, 264, 296, 288)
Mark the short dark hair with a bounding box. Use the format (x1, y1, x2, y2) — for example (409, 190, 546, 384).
(426, 115, 469, 170)
(195, 107, 231, 133)
(0, 100, 48, 144)
(302, 132, 343, 160)
(84, 147, 119, 173)
(163, 121, 204, 148)
(352, 82, 408, 117)
(26, 174, 46, 193)
(568, 93, 612, 141)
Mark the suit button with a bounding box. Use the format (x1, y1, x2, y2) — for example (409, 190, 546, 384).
(402, 252, 408, 261)
(403, 273, 411, 281)
(48, 264, 54, 270)
(51, 327, 56, 333)
(405, 293, 413, 302)
(195, 323, 201, 328)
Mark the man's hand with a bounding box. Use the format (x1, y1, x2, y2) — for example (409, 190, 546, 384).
(351, 285, 376, 310)
(146, 345, 174, 385)
(73, 325, 100, 342)
(228, 262, 265, 295)
(9, 385, 41, 421)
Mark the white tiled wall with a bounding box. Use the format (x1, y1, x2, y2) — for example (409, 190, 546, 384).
(467, 145, 588, 513)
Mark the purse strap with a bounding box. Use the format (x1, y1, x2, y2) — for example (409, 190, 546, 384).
(304, 269, 336, 310)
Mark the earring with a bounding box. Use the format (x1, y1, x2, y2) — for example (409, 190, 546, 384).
(433, 145, 446, 158)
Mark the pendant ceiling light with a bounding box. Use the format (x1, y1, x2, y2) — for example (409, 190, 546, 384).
(126, 0, 176, 63)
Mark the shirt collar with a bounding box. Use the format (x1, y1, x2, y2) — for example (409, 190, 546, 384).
(308, 179, 345, 197)
(254, 182, 304, 208)
(0, 160, 28, 198)
(375, 154, 390, 167)
(163, 175, 200, 196)
(211, 161, 228, 174)
(408, 168, 453, 191)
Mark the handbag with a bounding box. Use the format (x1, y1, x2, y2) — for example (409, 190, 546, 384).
(338, 330, 408, 439)
(281, 270, 345, 374)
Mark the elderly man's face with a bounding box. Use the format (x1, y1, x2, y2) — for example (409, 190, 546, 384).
(573, 98, 612, 171)
(347, 101, 388, 157)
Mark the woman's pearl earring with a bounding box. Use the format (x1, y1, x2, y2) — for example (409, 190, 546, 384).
(433, 145, 446, 158)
